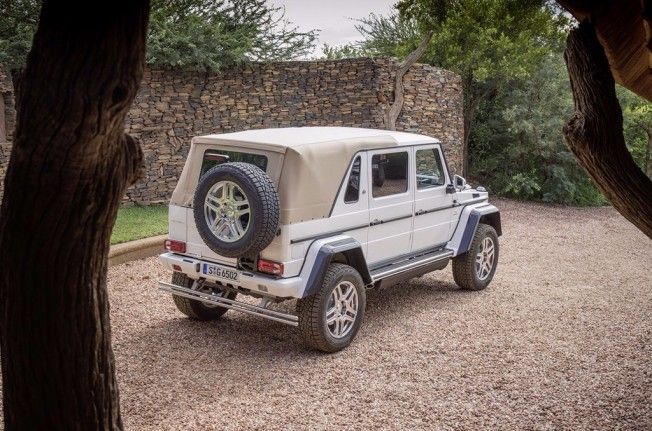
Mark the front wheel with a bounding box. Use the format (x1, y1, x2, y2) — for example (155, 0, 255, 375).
(452, 223, 499, 291)
(296, 264, 366, 352)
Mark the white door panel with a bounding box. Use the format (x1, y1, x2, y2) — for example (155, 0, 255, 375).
(367, 149, 413, 264)
(330, 153, 369, 257)
(411, 145, 455, 252)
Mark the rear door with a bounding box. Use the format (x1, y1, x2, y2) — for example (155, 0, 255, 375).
(411, 144, 454, 252)
(329, 153, 369, 256)
(366, 148, 413, 264)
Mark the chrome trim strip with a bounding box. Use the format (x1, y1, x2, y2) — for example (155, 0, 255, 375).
(415, 204, 454, 216)
(376, 213, 413, 224)
(290, 223, 369, 244)
(453, 196, 488, 207)
(159, 281, 299, 326)
(370, 250, 453, 281)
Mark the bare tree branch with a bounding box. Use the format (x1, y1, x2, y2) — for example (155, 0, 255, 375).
(383, 30, 433, 130)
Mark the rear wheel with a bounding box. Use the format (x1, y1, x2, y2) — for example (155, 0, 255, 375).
(171, 272, 236, 320)
(452, 223, 499, 291)
(297, 264, 366, 352)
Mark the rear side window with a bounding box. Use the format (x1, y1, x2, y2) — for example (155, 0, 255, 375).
(200, 149, 268, 176)
(372, 152, 408, 198)
(415, 148, 445, 188)
(344, 156, 361, 203)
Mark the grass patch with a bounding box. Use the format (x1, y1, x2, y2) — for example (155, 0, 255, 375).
(111, 205, 168, 245)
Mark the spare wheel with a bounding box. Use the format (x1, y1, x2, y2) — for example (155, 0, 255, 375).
(193, 162, 280, 258)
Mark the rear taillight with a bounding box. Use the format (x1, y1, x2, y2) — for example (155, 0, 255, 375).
(164, 239, 186, 253)
(257, 258, 284, 276)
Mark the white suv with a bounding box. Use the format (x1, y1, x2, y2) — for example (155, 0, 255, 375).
(159, 127, 501, 352)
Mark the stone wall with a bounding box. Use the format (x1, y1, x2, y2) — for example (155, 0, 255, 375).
(374, 58, 463, 175)
(0, 65, 15, 197)
(0, 58, 464, 204)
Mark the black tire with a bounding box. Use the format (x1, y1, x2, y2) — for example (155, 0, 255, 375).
(193, 162, 279, 258)
(171, 272, 236, 320)
(452, 224, 499, 291)
(296, 263, 366, 353)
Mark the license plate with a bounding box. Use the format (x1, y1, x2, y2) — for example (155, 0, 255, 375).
(202, 263, 239, 282)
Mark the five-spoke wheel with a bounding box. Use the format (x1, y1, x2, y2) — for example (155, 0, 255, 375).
(297, 263, 366, 352)
(325, 281, 359, 339)
(475, 236, 495, 281)
(452, 223, 499, 291)
(204, 180, 251, 243)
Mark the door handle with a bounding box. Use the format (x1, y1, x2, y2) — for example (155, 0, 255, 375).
(415, 209, 425, 216)
(370, 219, 382, 226)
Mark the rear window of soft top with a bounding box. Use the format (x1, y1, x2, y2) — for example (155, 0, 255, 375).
(200, 149, 268, 176)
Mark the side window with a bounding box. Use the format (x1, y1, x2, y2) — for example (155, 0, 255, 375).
(372, 151, 408, 198)
(344, 156, 361, 203)
(415, 148, 445, 189)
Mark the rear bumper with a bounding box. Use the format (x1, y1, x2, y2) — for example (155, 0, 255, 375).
(159, 280, 299, 326)
(158, 252, 304, 299)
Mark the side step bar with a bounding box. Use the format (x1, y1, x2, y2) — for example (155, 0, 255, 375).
(370, 248, 453, 281)
(159, 281, 299, 327)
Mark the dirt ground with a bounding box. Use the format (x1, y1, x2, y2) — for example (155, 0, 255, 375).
(104, 199, 652, 429)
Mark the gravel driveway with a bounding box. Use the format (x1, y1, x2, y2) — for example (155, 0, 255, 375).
(107, 199, 651, 430)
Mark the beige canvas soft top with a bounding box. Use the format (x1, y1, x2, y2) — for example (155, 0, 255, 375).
(170, 127, 437, 224)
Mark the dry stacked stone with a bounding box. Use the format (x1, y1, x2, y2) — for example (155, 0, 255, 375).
(0, 64, 16, 198)
(0, 58, 463, 204)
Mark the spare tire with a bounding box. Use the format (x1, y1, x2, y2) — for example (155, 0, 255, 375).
(193, 162, 280, 258)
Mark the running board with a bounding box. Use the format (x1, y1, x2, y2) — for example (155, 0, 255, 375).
(159, 281, 299, 327)
(370, 249, 453, 281)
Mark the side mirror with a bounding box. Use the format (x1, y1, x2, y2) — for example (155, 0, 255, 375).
(454, 174, 467, 190)
(446, 184, 456, 194)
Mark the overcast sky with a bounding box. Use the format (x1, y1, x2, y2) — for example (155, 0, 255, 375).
(269, 0, 397, 57)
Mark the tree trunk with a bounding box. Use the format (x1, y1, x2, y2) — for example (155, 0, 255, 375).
(384, 31, 433, 131)
(0, 2, 149, 430)
(563, 20, 652, 238)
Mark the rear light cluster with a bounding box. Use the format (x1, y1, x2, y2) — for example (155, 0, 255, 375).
(257, 258, 284, 276)
(164, 239, 282, 276)
(164, 239, 186, 253)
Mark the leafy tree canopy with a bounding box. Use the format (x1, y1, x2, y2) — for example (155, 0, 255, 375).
(348, 1, 650, 205)
(354, 1, 568, 176)
(618, 87, 652, 177)
(0, 0, 318, 70)
(361, 1, 567, 111)
(471, 52, 608, 205)
(0, 0, 39, 69)
(321, 43, 364, 60)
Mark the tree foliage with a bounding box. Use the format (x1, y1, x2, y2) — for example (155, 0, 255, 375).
(0, 0, 40, 69)
(356, 1, 568, 174)
(0, 0, 317, 70)
(471, 53, 607, 205)
(336, 1, 651, 205)
(322, 43, 364, 60)
(618, 87, 652, 177)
